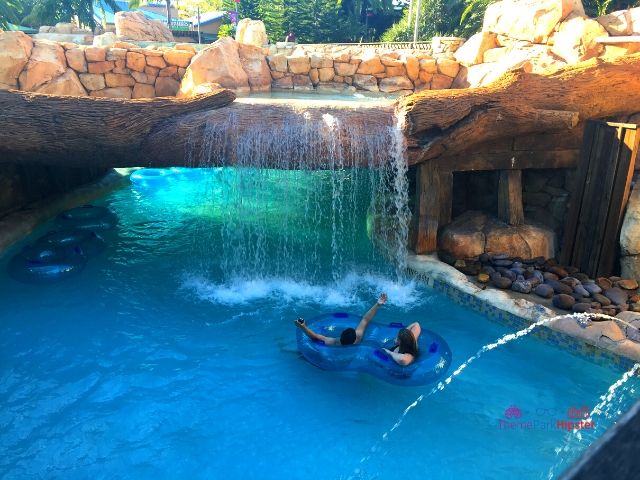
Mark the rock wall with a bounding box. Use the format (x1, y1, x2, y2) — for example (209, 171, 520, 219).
(114, 11, 174, 42)
(522, 169, 572, 242)
(0, 31, 195, 98)
(452, 0, 637, 88)
(263, 44, 460, 94)
(449, 169, 573, 244)
(0, 164, 107, 218)
(621, 178, 640, 282)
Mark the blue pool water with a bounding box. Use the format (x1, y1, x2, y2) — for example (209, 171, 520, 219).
(0, 168, 638, 479)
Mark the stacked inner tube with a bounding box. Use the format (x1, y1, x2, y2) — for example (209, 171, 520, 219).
(8, 204, 117, 284)
(130, 168, 194, 187)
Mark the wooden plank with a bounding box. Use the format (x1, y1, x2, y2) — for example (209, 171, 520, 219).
(434, 149, 579, 172)
(513, 131, 583, 152)
(571, 123, 616, 271)
(497, 170, 524, 226)
(597, 127, 640, 275)
(412, 161, 440, 254)
(560, 121, 600, 265)
(439, 171, 453, 225)
(584, 125, 624, 275)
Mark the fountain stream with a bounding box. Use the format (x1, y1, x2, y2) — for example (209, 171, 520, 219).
(353, 312, 639, 478)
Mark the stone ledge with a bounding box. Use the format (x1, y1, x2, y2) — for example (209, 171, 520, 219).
(407, 253, 640, 366)
(0, 169, 131, 255)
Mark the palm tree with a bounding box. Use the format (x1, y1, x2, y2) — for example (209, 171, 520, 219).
(20, 0, 123, 30)
(0, 0, 19, 28)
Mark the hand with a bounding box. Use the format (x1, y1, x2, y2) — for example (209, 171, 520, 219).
(377, 293, 387, 305)
(294, 318, 305, 328)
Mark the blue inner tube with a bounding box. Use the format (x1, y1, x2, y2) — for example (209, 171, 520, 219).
(130, 168, 177, 186)
(8, 244, 87, 283)
(56, 205, 117, 231)
(296, 312, 452, 386)
(37, 229, 106, 256)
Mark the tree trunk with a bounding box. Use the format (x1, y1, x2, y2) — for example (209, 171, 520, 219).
(0, 88, 235, 166)
(398, 53, 640, 166)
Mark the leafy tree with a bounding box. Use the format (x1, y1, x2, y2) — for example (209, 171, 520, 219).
(178, 0, 224, 18)
(220, 0, 400, 43)
(381, 0, 468, 42)
(0, 0, 20, 28)
(21, 0, 123, 29)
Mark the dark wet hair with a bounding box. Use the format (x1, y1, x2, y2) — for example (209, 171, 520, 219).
(340, 328, 357, 345)
(397, 328, 418, 357)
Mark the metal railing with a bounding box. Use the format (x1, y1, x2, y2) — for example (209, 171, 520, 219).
(300, 41, 433, 53)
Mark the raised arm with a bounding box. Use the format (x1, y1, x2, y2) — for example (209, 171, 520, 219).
(294, 319, 339, 345)
(382, 348, 414, 366)
(355, 293, 387, 340)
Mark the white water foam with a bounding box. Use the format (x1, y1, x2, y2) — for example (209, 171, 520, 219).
(181, 271, 424, 309)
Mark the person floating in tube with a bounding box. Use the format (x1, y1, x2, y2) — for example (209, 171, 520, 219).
(294, 293, 422, 365)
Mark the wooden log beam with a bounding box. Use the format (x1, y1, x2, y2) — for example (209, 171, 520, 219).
(0, 89, 396, 168)
(142, 101, 396, 169)
(0, 88, 236, 166)
(433, 149, 580, 173)
(439, 170, 453, 225)
(411, 161, 440, 254)
(399, 53, 640, 165)
(497, 170, 524, 226)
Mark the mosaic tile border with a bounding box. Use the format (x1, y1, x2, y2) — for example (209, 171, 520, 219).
(411, 270, 637, 373)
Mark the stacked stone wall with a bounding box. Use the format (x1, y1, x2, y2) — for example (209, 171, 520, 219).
(0, 31, 196, 99)
(264, 44, 461, 94)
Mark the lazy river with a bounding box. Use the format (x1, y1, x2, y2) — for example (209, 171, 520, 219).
(0, 167, 638, 479)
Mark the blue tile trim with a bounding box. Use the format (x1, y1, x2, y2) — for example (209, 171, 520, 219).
(412, 271, 636, 373)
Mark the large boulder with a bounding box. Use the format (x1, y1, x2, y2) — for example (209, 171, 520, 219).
(483, 0, 585, 43)
(178, 37, 249, 96)
(0, 31, 33, 89)
(114, 11, 173, 42)
(355, 51, 385, 75)
(352, 74, 379, 92)
(552, 14, 607, 63)
(36, 68, 86, 96)
(235, 18, 268, 47)
(621, 182, 640, 282)
(18, 40, 66, 92)
(454, 32, 498, 66)
(286, 54, 311, 74)
(378, 76, 413, 93)
(597, 7, 640, 36)
(438, 210, 556, 260)
(238, 43, 271, 92)
(65, 47, 87, 73)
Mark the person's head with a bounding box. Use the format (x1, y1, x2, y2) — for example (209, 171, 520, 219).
(396, 328, 418, 356)
(340, 327, 357, 345)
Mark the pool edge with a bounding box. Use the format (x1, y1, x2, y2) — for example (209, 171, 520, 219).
(407, 253, 640, 372)
(0, 168, 132, 256)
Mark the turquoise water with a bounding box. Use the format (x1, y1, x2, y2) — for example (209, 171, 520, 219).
(0, 168, 638, 479)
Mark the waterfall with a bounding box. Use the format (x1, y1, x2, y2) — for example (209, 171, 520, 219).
(184, 106, 411, 282)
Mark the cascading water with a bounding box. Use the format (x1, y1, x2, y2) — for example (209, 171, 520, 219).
(183, 106, 411, 285)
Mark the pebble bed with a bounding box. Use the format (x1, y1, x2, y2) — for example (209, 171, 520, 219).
(451, 253, 640, 318)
